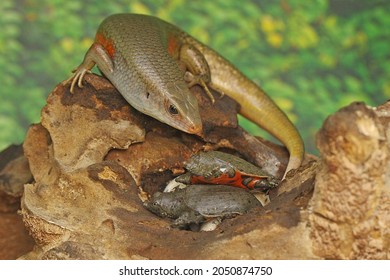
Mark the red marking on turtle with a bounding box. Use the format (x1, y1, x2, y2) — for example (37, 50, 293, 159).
(189, 171, 267, 190)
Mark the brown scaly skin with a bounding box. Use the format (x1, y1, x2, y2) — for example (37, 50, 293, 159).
(67, 13, 304, 179)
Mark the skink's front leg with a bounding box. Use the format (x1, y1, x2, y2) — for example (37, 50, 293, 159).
(179, 44, 215, 103)
(66, 42, 114, 93)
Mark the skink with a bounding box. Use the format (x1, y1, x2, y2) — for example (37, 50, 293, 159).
(67, 13, 304, 178)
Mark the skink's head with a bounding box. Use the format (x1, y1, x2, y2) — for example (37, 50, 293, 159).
(159, 81, 203, 135)
(122, 79, 203, 135)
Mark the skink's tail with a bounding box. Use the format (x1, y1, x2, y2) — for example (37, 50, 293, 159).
(238, 87, 304, 179)
(181, 34, 305, 179)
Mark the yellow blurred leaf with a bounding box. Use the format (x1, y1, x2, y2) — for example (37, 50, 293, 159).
(319, 53, 336, 67)
(238, 39, 249, 49)
(267, 33, 283, 48)
(383, 82, 390, 98)
(343, 31, 367, 48)
(289, 24, 318, 49)
(324, 16, 337, 29)
(301, 25, 318, 48)
(355, 31, 367, 45)
(130, 2, 151, 15)
(260, 15, 276, 33)
(342, 36, 354, 48)
(274, 97, 293, 111)
(61, 38, 74, 53)
(190, 26, 209, 44)
(260, 15, 285, 38)
(81, 37, 94, 49)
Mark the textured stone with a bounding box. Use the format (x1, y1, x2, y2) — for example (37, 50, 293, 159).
(0, 144, 34, 259)
(310, 102, 390, 259)
(10, 75, 388, 260)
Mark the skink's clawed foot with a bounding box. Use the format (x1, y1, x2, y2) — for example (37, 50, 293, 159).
(184, 72, 215, 104)
(65, 67, 91, 94)
(216, 89, 225, 99)
(199, 80, 215, 104)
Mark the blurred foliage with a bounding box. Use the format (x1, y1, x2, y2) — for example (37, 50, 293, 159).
(0, 0, 389, 154)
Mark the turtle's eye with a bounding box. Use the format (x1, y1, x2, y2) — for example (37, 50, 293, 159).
(168, 104, 179, 115)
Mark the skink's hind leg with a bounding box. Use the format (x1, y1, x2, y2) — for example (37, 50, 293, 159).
(65, 42, 114, 94)
(179, 44, 216, 103)
(184, 72, 215, 103)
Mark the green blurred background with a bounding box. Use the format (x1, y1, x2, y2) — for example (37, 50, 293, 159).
(1, 0, 389, 154)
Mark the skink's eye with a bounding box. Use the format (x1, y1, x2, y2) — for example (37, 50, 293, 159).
(168, 104, 179, 115)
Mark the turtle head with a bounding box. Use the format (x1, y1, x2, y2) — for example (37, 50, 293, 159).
(144, 191, 184, 219)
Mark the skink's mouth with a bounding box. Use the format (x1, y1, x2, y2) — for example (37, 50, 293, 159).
(185, 123, 203, 136)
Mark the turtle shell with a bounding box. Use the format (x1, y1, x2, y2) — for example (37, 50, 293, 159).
(185, 151, 270, 178)
(183, 185, 261, 217)
(184, 151, 279, 190)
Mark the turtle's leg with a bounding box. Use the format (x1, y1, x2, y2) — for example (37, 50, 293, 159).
(172, 211, 205, 229)
(200, 217, 222, 231)
(174, 173, 192, 184)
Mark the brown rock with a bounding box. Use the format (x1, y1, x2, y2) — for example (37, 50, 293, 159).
(310, 102, 390, 259)
(0, 144, 35, 259)
(19, 74, 313, 259)
(0, 212, 35, 259)
(0, 144, 32, 212)
(14, 75, 388, 260)
(41, 78, 146, 172)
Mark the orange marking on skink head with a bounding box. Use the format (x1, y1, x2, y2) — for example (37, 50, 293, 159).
(96, 32, 115, 58)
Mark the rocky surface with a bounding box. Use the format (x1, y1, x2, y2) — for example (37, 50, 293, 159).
(0, 145, 35, 259)
(310, 102, 390, 259)
(1, 74, 388, 259)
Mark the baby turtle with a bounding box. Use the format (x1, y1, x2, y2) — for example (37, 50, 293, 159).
(177, 151, 279, 192)
(144, 184, 261, 229)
